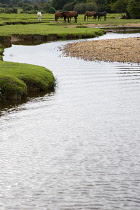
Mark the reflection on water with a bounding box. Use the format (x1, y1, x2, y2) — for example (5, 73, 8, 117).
(1, 32, 140, 210)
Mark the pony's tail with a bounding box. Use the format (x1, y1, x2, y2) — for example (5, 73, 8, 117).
(55, 15, 57, 22)
(84, 14, 86, 21)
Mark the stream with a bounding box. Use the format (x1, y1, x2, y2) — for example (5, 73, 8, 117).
(1, 32, 140, 210)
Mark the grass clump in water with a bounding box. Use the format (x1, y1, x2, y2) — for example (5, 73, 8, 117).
(0, 60, 55, 101)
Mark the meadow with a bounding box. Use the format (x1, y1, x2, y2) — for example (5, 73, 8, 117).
(0, 13, 140, 26)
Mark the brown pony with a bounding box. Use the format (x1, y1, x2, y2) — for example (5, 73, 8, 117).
(55, 12, 63, 22)
(84, 11, 96, 21)
(61, 11, 78, 23)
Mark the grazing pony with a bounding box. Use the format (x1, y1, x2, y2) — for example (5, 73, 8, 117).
(61, 11, 78, 23)
(84, 11, 96, 21)
(55, 12, 63, 22)
(37, 12, 42, 21)
(94, 11, 107, 21)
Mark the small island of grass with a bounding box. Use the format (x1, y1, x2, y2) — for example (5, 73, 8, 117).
(0, 60, 55, 101)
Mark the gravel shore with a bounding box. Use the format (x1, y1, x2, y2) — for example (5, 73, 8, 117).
(63, 37, 140, 63)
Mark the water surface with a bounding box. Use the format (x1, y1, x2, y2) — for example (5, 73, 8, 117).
(1, 32, 140, 210)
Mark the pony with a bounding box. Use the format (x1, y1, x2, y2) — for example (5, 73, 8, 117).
(37, 12, 42, 21)
(61, 11, 78, 23)
(55, 12, 63, 22)
(94, 11, 107, 21)
(84, 11, 96, 21)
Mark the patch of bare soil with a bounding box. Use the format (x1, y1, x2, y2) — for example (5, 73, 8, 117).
(63, 37, 140, 63)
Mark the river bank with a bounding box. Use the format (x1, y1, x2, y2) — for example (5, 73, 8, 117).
(63, 37, 140, 63)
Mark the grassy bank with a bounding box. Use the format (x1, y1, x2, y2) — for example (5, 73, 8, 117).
(0, 60, 55, 101)
(0, 23, 105, 36)
(0, 45, 4, 60)
(0, 23, 105, 46)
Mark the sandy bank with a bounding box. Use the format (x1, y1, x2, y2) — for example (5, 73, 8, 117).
(63, 37, 140, 63)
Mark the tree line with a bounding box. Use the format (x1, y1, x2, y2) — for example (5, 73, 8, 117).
(0, 0, 140, 19)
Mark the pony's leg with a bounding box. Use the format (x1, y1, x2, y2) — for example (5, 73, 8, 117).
(94, 15, 97, 20)
(64, 17, 66, 23)
(74, 17, 77, 23)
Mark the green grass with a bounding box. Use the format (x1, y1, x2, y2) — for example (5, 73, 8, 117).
(0, 60, 55, 101)
(0, 45, 4, 60)
(0, 13, 54, 25)
(0, 23, 105, 39)
(0, 13, 140, 25)
(0, 13, 139, 38)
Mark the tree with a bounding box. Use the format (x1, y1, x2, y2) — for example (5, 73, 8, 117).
(51, 0, 69, 10)
(111, 0, 128, 12)
(96, 0, 108, 11)
(74, 3, 87, 13)
(86, 2, 98, 11)
(63, 2, 75, 11)
(127, 0, 140, 18)
(42, 2, 55, 13)
(23, 2, 33, 11)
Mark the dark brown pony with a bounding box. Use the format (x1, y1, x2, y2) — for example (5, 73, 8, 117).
(61, 11, 78, 23)
(84, 11, 96, 21)
(55, 12, 63, 22)
(94, 11, 107, 21)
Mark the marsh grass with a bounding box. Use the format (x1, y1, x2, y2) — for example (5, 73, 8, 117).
(0, 60, 55, 101)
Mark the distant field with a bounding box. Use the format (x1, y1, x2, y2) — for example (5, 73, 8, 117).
(0, 13, 139, 38)
(0, 13, 140, 26)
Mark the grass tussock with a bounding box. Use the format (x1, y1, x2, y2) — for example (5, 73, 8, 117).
(0, 61, 55, 101)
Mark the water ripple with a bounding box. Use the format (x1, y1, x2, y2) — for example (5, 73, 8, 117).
(1, 33, 140, 209)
